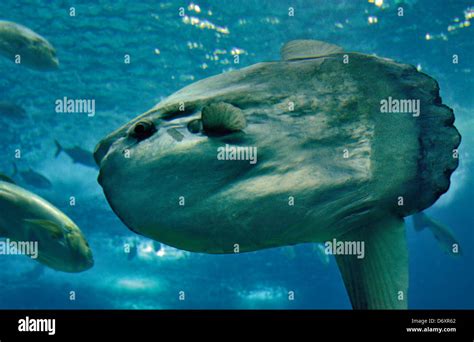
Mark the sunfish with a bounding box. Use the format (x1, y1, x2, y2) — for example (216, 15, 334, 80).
(12, 163, 52, 189)
(94, 40, 461, 309)
(54, 140, 97, 169)
(0, 177, 93, 272)
(0, 20, 59, 71)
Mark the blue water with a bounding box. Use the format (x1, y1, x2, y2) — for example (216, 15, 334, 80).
(0, 0, 472, 309)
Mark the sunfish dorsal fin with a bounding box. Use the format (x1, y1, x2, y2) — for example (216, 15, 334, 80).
(335, 216, 408, 309)
(281, 40, 343, 61)
(24, 219, 64, 240)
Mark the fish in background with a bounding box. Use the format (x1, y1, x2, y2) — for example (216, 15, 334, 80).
(54, 140, 97, 169)
(0, 175, 93, 272)
(0, 20, 59, 71)
(412, 212, 462, 256)
(281, 216, 462, 264)
(0, 101, 27, 119)
(12, 162, 52, 189)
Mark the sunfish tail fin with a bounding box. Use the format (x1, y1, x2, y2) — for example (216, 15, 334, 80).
(54, 140, 62, 158)
(335, 216, 408, 309)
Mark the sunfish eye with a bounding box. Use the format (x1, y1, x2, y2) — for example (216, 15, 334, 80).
(130, 120, 156, 141)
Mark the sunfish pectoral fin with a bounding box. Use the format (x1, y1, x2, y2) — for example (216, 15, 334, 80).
(281, 40, 344, 61)
(23, 218, 64, 240)
(412, 213, 462, 257)
(201, 102, 246, 134)
(335, 216, 408, 309)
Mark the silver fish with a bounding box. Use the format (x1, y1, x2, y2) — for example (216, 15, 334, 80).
(0, 20, 59, 71)
(0, 177, 93, 272)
